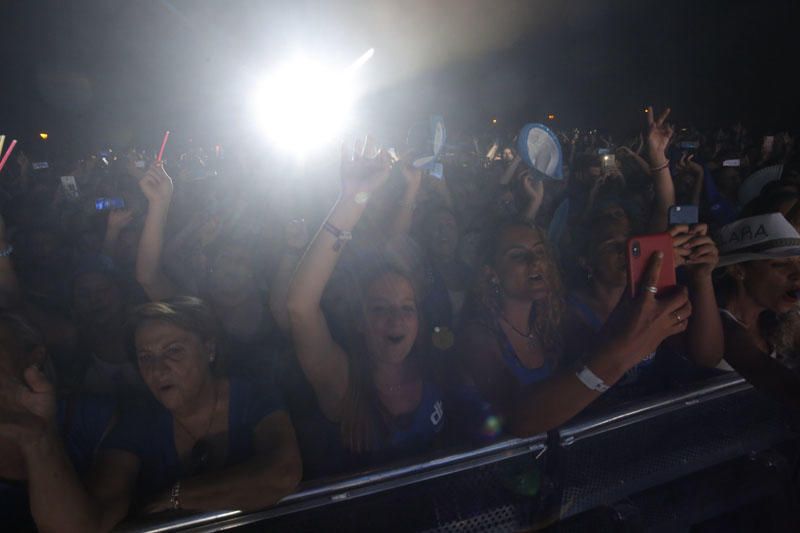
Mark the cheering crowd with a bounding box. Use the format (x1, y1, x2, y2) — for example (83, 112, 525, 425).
(1, 105, 800, 531)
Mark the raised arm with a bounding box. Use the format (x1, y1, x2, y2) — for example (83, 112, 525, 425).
(671, 223, 725, 367)
(498, 154, 522, 185)
(135, 162, 180, 301)
(388, 162, 422, 238)
(463, 253, 693, 437)
(0, 367, 137, 533)
(516, 168, 544, 225)
(286, 144, 392, 419)
(645, 106, 676, 232)
(269, 219, 310, 332)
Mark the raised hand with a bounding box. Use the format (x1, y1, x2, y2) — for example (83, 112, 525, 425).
(645, 106, 674, 165)
(671, 223, 719, 279)
(675, 153, 703, 180)
(340, 137, 392, 202)
(399, 159, 423, 190)
(519, 169, 544, 212)
(615, 252, 692, 360)
(138, 161, 174, 206)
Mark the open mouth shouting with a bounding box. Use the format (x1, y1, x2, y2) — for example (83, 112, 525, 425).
(782, 289, 800, 304)
(386, 334, 406, 345)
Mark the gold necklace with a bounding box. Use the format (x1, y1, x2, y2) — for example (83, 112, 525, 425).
(499, 314, 534, 339)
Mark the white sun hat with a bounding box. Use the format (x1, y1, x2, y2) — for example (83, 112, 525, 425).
(716, 212, 800, 267)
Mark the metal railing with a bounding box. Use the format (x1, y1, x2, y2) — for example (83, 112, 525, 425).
(119, 372, 794, 532)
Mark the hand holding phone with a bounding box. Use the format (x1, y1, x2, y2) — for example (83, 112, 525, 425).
(60, 176, 80, 200)
(670, 223, 719, 278)
(627, 232, 677, 298)
(668, 205, 699, 227)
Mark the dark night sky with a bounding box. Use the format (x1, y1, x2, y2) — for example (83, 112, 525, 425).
(2, 0, 799, 154)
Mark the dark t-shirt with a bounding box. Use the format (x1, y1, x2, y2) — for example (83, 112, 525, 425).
(101, 377, 284, 495)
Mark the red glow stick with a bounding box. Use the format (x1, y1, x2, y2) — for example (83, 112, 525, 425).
(157, 130, 170, 162)
(0, 139, 18, 174)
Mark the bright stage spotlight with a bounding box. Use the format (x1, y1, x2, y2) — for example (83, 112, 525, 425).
(250, 50, 373, 154)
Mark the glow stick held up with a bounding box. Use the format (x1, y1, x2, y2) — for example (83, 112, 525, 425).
(157, 130, 170, 162)
(0, 139, 18, 174)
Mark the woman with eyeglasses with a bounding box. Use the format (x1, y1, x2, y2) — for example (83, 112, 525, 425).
(0, 297, 301, 533)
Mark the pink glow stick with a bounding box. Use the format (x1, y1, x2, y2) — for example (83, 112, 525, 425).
(0, 139, 18, 174)
(157, 130, 170, 162)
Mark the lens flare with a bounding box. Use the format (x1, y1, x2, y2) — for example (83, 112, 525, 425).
(250, 49, 373, 154)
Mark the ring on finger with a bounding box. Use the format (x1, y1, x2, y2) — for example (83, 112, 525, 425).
(645, 285, 658, 294)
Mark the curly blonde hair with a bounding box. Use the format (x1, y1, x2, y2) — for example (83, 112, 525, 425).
(473, 223, 564, 361)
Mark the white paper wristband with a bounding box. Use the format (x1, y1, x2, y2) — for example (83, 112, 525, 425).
(575, 365, 610, 393)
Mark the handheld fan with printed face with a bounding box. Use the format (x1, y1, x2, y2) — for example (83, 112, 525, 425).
(517, 123, 564, 180)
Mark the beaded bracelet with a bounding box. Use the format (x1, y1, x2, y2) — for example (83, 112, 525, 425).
(650, 160, 670, 173)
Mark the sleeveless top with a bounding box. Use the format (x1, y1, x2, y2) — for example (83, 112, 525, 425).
(494, 324, 553, 386)
(717, 309, 779, 372)
(298, 379, 446, 479)
(102, 377, 284, 495)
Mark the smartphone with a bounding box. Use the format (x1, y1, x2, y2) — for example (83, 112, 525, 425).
(95, 198, 125, 211)
(722, 159, 741, 167)
(763, 136, 775, 153)
(60, 176, 79, 200)
(32, 161, 50, 170)
(601, 154, 616, 170)
(678, 141, 699, 150)
(668, 205, 699, 226)
(627, 233, 677, 298)
(134, 160, 146, 168)
(597, 148, 611, 156)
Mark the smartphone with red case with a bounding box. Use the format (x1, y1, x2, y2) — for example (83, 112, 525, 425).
(627, 232, 676, 298)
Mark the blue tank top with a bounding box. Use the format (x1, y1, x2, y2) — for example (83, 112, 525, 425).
(298, 379, 446, 478)
(496, 326, 552, 387)
(101, 377, 284, 494)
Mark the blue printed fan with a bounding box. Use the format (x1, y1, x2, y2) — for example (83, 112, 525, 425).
(517, 123, 564, 180)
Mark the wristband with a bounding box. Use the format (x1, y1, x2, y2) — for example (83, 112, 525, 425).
(170, 480, 181, 510)
(650, 160, 670, 173)
(0, 244, 13, 257)
(575, 365, 610, 393)
(322, 222, 353, 252)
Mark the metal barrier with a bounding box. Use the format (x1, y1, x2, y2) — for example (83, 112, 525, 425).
(118, 373, 798, 532)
